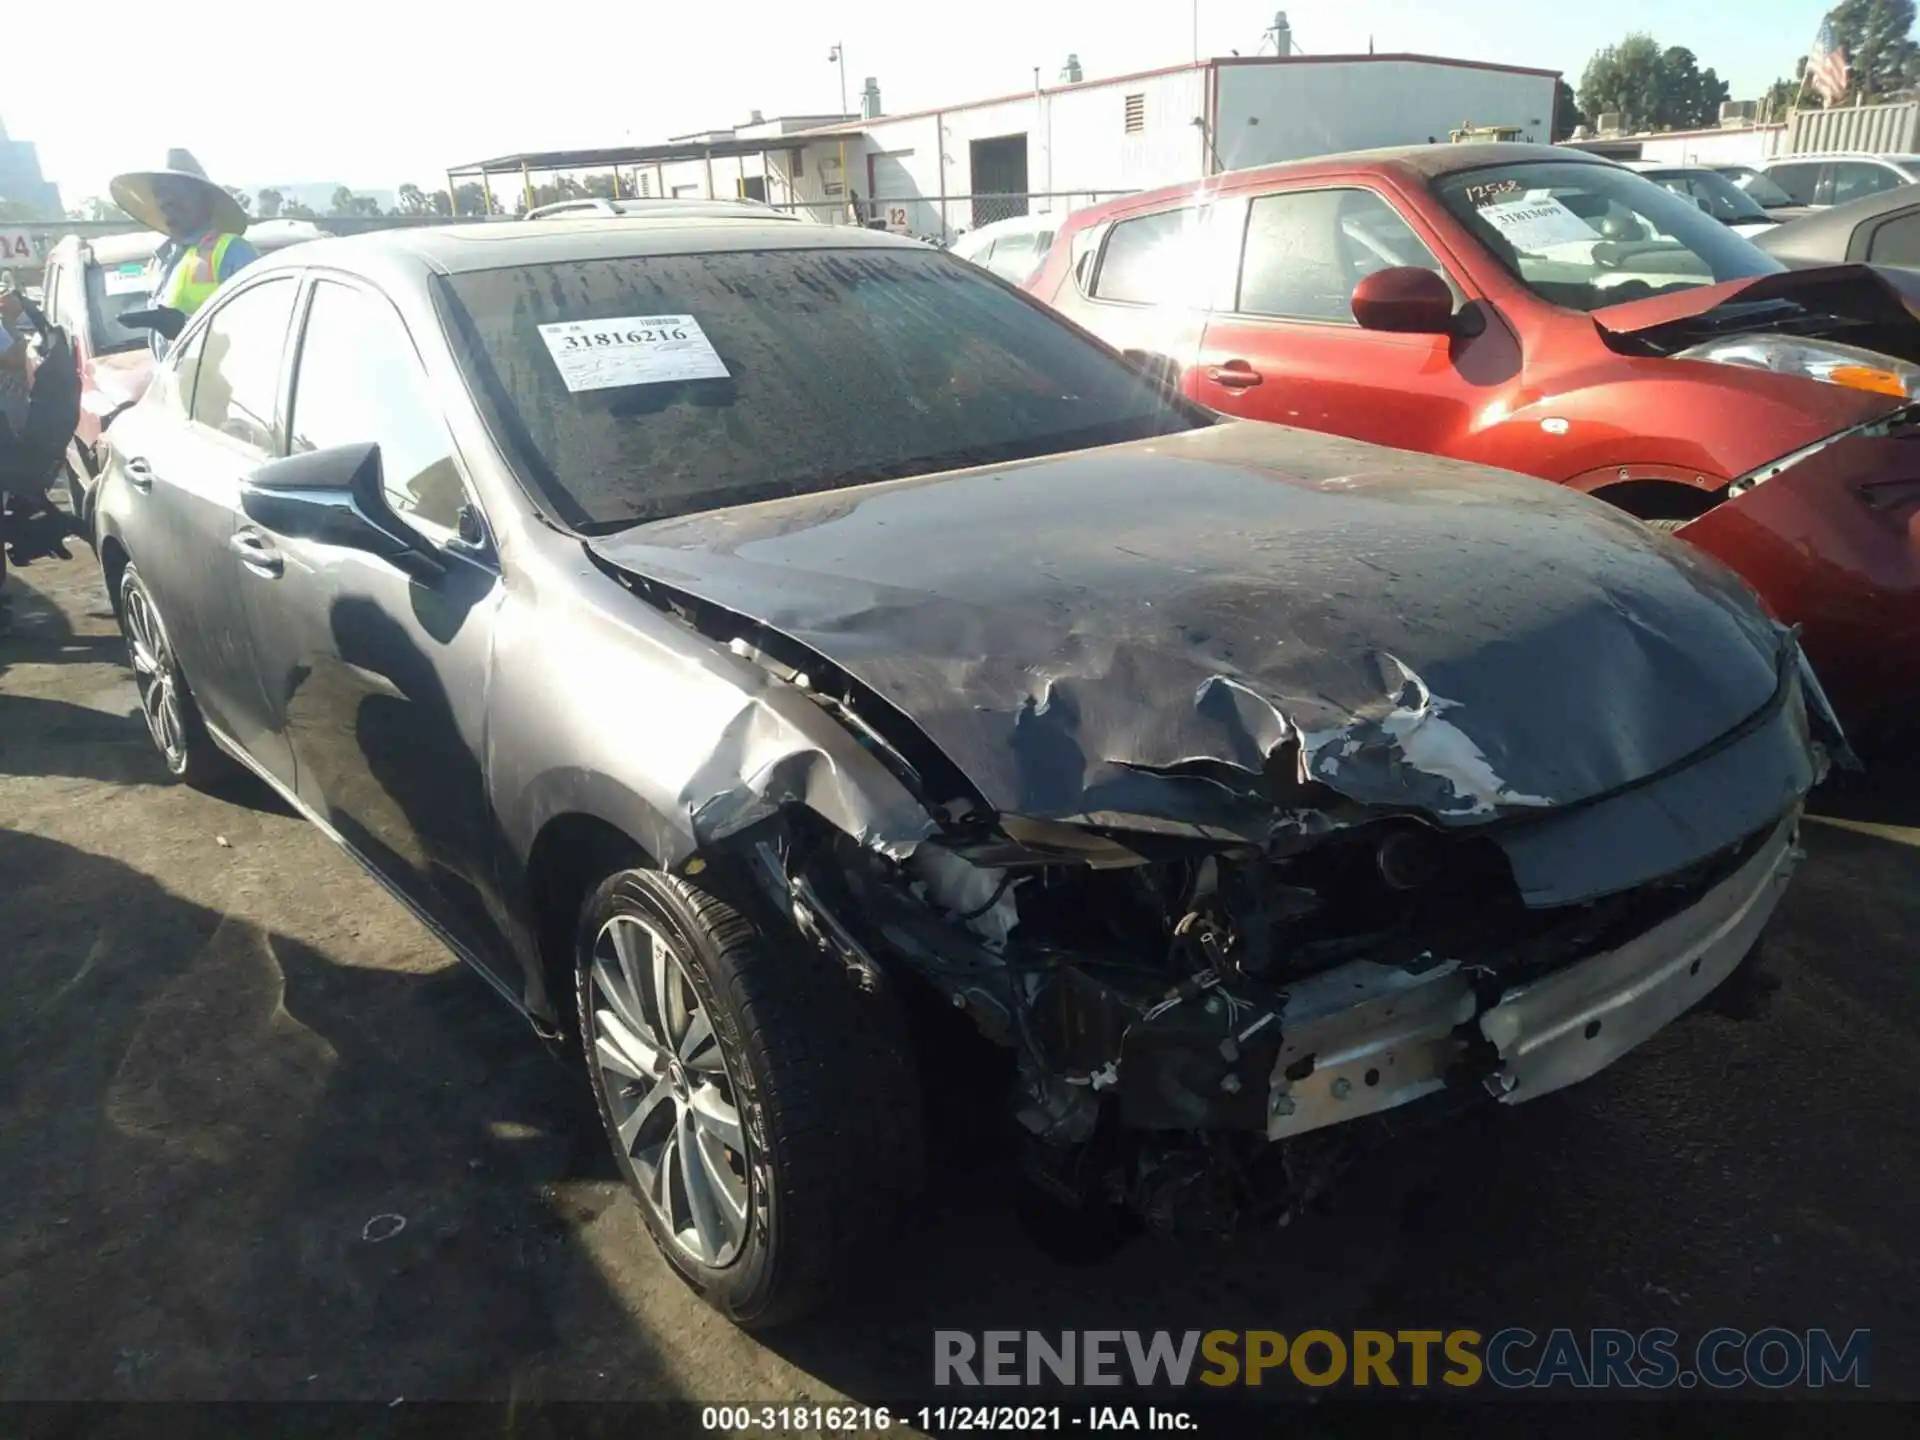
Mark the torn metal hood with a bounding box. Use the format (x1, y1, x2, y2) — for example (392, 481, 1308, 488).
(587, 422, 1788, 831)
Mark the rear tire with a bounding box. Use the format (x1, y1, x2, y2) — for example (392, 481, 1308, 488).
(117, 563, 231, 787)
(576, 866, 924, 1330)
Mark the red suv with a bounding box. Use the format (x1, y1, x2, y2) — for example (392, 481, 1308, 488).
(1031, 143, 1920, 745)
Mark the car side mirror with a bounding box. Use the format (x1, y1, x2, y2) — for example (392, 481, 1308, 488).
(241, 441, 445, 580)
(1350, 266, 1457, 335)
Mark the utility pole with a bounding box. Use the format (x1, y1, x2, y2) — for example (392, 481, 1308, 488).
(828, 42, 851, 226)
(829, 42, 849, 117)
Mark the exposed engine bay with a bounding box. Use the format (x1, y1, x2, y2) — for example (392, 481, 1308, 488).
(730, 785, 1800, 1236)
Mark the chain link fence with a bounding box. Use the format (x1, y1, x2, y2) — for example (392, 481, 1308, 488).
(768, 191, 1138, 246)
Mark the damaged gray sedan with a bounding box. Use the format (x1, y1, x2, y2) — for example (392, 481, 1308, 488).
(92, 219, 1842, 1328)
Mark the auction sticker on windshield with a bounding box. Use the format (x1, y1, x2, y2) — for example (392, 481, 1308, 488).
(537, 314, 730, 392)
(1478, 197, 1599, 251)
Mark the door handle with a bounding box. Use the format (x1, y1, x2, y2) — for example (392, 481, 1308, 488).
(1206, 361, 1264, 390)
(229, 529, 284, 577)
(123, 456, 155, 491)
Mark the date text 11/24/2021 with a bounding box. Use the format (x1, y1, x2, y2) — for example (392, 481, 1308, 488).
(700, 1405, 1199, 1432)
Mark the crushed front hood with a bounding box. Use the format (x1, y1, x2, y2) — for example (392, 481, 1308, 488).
(587, 423, 1789, 835)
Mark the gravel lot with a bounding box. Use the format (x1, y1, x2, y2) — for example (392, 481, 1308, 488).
(2, 547, 1916, 1409)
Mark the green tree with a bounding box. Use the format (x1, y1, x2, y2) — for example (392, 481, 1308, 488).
(395, 183, 431, 215)
(282, 199, 318, 219)
(1579, 33, 1733, 130)
(1761, 68, 1803, 117)
(1825, 0, 1918, 102)
(1553, 79, 1587, 139)
(328, 185, 359, 217)
(1579, 34, 1668, 130)
(1658, 46, 1731, 127)
(448, 182, 490, 216)
(256, 187, 285, 219)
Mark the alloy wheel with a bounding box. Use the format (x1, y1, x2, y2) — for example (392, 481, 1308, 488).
(123, 581, 187, 772)
(591, 914, 752, 1267)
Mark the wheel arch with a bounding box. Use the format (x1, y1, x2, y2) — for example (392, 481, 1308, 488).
(1569, 464, 1728, 522)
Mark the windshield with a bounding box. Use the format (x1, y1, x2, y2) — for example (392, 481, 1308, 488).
(441, 245, 1201, 531)
(85, 256, 158, 354)
(1433, 161, 1785, 312)
(1720, 167, 1798, 207)
(1644, 169, 1774, 224)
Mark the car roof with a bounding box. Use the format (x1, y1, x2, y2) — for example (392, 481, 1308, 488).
(1757, 180, 1920, 255)
(238, 216, 926, 283)
(953, 213, 1058, 252)
(1058, 142, 1608, 230)
(524, 197, 793, 221)
(52, 220, 328, 269)
(69, 230, 165, 264)
(1764, 152, 1918, 165)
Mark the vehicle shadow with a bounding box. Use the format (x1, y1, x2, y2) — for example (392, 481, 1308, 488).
(0, 827, 663, 1403)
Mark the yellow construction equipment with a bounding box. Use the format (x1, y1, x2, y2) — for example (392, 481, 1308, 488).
(1450, 122, 1526, 143)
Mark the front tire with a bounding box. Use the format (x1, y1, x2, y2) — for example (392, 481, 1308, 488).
(118, 563, 230, 787)
(576, 866, 923, 1329)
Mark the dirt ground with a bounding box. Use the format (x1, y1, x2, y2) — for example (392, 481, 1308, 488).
(2, 547, 1917, 1407)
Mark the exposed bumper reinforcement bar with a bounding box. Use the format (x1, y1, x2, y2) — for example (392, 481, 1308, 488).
(1266, 811, 1801, 1140)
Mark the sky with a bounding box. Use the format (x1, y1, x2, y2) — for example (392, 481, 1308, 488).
(9, 0, 1840, 206)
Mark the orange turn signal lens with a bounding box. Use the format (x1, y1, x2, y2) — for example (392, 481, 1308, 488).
(1826, 365, 1910, 398)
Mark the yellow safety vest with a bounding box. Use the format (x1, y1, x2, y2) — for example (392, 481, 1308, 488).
(157, 233, 239, 315)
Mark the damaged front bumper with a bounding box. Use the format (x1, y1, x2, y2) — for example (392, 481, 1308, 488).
(1265, 811, 1801, 1140)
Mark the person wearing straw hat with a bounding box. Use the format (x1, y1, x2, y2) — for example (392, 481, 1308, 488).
(109, 148, 259, 347)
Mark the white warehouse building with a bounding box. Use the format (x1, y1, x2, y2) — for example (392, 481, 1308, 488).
(451, 51, 1560, 241)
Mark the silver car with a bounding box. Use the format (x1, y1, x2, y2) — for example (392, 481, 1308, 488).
(92, 216, 1835, 1327)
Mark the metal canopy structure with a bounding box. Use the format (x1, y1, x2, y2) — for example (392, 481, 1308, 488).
(445, 131, 866, 215)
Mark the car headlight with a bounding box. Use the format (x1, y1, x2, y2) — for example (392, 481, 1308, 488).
(1674, 333, 1920, 399)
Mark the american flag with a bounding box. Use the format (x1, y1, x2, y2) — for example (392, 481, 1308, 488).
(1807, 19, 1851, 107)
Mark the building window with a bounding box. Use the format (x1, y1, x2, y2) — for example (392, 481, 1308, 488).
(1124, 94, 1146, 134)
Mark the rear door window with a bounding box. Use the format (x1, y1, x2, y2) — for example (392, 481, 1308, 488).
(1868, 211, 1920, 266)
(1092, 208, 1205, 304)
(983, 230, 1039, 282)
(289, 280, 468, 533)
(185, 278, 299, 453)
(1831, 161, 1904, 205)
(1765, 163, 1823, 205)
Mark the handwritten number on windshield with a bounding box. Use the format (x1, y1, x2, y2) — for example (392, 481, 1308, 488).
(1464, 179, 1524, 206)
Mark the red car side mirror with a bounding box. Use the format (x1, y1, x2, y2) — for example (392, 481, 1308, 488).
(1351, 266, 1456, 334)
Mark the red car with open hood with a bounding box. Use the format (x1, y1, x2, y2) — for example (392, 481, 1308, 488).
(1029, 143, 1920, 747)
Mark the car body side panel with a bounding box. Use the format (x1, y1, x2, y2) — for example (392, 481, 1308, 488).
(1681, 428, 1920, 739)
(484, 539, 938, 875)
(243, 533, 515, 978)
